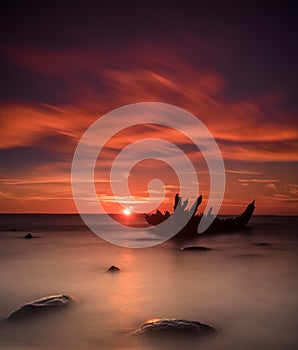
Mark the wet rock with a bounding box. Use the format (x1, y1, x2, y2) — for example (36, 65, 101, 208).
(133, 318, 216, 337)
(24, 233, 33, 239)
(181, 246, 211, 251)
(253, 242, 271, 246)
(6, 294, 75, 320)
(107, 265, 120, 273)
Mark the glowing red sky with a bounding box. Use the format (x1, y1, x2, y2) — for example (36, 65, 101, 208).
(0, 1, 297, 214)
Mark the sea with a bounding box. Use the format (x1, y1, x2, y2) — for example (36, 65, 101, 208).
(0, 214, 297, 350)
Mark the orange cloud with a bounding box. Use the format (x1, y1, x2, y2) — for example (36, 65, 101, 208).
(265, 183, 277, 189)
(1, 45, 297, 214)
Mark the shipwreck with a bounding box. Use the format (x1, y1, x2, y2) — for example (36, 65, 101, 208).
(144, 194, 255, 240)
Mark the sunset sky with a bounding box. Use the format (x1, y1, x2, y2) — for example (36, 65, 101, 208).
(0, 1, 297, 215)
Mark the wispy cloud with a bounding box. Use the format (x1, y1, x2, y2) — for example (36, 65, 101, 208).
(284, 183, 298, 194)
(227, 169, 263, 175)
(265, 183, 277, 189)
(0, 45, 297, 214)
(238, 179, 279, 183)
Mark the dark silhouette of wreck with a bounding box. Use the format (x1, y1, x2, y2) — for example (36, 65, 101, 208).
(144, 194, 255, 239)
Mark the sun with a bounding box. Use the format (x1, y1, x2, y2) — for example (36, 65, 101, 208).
(123, 208, 132, 216)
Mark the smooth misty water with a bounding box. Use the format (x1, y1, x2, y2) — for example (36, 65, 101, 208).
(0, 215, 297, 350)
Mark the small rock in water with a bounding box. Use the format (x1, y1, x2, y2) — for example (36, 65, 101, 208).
(6, 294, 75, 320)
(132, 318, 216, 337)
(181, 246, 211, 251)
(24, 233, 33, 239)
(253, 242, 271, 246)
(107, 265, 120, 273)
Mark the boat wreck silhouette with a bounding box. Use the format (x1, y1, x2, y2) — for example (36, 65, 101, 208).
(144, 194, 255, 239)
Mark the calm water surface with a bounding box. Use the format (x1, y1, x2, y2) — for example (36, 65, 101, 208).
(0, 215, 297, 350)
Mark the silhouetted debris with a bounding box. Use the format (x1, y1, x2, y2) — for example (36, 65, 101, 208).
(24, 233, 33, 239)
(145, 194, 255, 240)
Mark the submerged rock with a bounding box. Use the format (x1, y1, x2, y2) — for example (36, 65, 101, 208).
(107, 265, 120, 273)
(133, 318, 216, 337)
(6, 294, 75, 320)
(234, 253, 263, 258)
(24, 233, 33, 239)
(181, 246, 211, 251)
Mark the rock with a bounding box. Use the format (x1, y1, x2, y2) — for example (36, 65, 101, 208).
(6, 294, 75, 320)
(107, 265, 120, 273)
(132, 318, 216, 337)
(253, 242, 271, 246)
(181, 246, 211, 251)
(24, 233, 33, 239)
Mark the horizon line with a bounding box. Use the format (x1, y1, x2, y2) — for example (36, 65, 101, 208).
(0, 213, 297, 217)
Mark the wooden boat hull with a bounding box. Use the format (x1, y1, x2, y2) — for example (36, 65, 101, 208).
(144, 196, 255, 239)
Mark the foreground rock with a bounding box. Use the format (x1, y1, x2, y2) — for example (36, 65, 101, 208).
(181, 246, 211, 251)
(6, 295, 75, 320)
(107, 265, 120, 273)
(24, 233, 34, 239)
(132, 318, 216, 337)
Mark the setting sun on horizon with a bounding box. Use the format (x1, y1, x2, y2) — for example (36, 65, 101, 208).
(123, 208, 132, 216)
(0, 3, 298, 350)
(0, 2, 297, 217)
